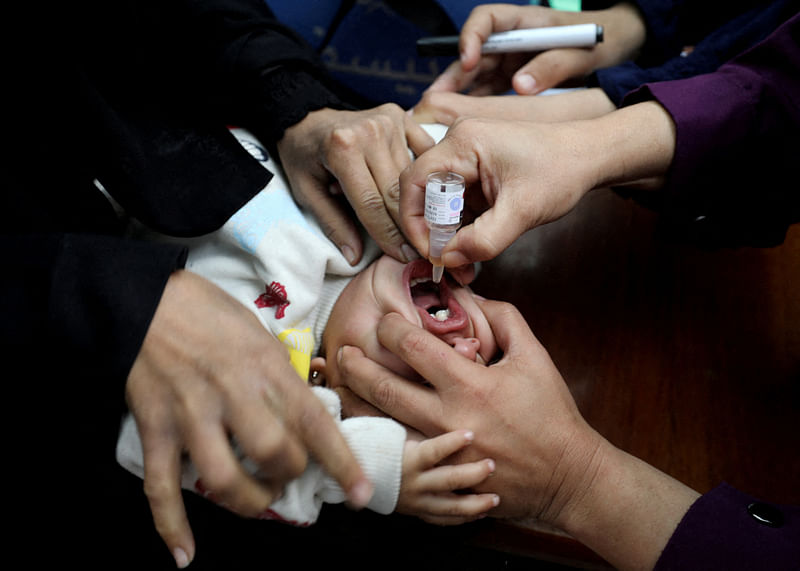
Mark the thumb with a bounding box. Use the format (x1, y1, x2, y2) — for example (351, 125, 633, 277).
(475, 298, 542, 357)
(512, 49, 594, 95)
(442, 201, 528, 266)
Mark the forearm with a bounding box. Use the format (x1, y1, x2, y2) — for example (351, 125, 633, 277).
(555, 439, 700, 570)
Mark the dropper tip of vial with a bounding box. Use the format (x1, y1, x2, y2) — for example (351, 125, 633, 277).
(432, 264, 444, 284)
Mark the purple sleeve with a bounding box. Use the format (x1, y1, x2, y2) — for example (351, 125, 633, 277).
(621, 12, 800, 246)
(655, 483, 800, 570)
(625, 11, 800, 191)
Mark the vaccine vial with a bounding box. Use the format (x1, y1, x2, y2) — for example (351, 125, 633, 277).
(424, 171, 465, 283)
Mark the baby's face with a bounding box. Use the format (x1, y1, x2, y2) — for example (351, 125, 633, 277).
(320, 256, 498, 387)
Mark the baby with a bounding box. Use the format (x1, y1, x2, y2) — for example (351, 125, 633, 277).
(116, 126, 499, 526)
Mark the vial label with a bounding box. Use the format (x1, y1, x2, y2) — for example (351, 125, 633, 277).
(425, 183, 465, 226)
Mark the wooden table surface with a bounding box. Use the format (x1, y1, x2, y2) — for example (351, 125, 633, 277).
(459, 187, 800, 568)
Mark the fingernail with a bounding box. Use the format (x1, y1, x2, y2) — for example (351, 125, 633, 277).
(341, 245, 357, 265)
(460, 50, 468, 64)
(486, 459, 496, 473)
(515, 74, 537, 93)
(337, 346, 345, 366)
(464, 430, 475, 443)
(492, 494, 500, 506)
(349, 478, 374, 509)
(401, 243, 419, 262)
(173, 547, 190, 569)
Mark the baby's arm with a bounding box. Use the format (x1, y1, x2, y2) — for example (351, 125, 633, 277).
(396, 430, 499, 525)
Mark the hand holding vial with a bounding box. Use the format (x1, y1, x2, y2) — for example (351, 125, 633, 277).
(401, 104, 677, 282)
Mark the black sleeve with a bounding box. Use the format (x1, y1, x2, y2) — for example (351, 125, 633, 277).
(1, 234, 187, 404)
(158, 0, 356, 143)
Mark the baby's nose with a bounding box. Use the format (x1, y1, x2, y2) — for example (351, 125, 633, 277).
(451, 337, 480, 361)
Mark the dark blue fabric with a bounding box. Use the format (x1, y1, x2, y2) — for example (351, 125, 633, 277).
(591, 0, 796, 105)
(265, 0, 530, 107)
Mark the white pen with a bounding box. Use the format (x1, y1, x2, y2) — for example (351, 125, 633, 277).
(417, 23, 603, 56)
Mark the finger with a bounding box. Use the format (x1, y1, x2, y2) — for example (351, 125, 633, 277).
(459, 3, 545, 71)
(363, 134, 412, 238)
(426, 59, 480, 93)
(462, 54, 509, 96)
(291, 171, 364, 265)
(185, 420, 278, 518)
(512, 49, 596, 94)
(416, 492, 500, 521)
(334, 386, 387, 418)
(413, 429, 476, 469)
(328, 151, 406, 260)
(412, 92, 476, 127)
(375, 313, 479, 390)
(458, 8, 498, 72)
(446, 263, 476, 286)
(337, 344, 443, 435)
(474, 298, 539, 358)
(408, 104, 438, 125)
(284, 381, 375, 509)
(226, 392, 308, 484)
(140, 439, 195, 568)
(441, 196, 531, 266)
(420, 513, 483, 526)
(404, 114, 436, 158)
(398, 164, 430, 257)
(415, 459, 497, 493)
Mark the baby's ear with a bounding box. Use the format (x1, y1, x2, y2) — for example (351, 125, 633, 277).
(309, 357, 327, 386)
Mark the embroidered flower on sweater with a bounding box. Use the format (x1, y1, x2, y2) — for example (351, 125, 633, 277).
(255, 281, 290, 319)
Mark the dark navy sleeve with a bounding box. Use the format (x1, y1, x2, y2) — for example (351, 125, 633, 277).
(589, 1, 795, 106)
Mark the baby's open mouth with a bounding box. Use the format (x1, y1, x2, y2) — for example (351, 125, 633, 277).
(403, 259, 468, 334)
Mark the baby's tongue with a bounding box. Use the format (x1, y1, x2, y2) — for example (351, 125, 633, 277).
(412, 287, 441, 309)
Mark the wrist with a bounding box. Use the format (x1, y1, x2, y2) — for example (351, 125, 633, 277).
(554, 440, 700, 570)
(536, 424, 607, 529)
(585, 101, 676, 191)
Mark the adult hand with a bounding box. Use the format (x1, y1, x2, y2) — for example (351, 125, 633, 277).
(400, 117, 595, 281)
(424, 2, 645, 96)
(338, 302, 699, 571)
(126, 270, 372, 567)
(277, 104, 435, 265)
(401, 102, 676, 278)
(337, 300, 603, 521)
